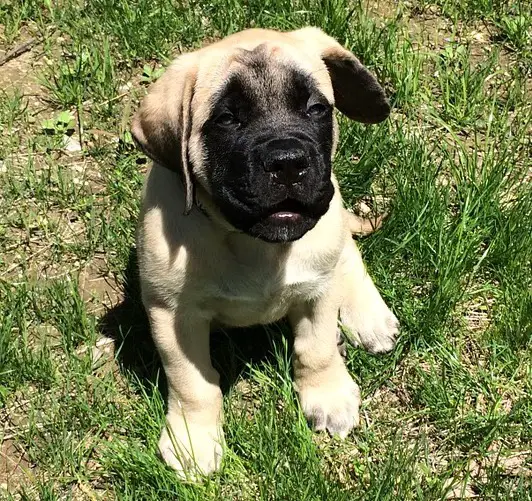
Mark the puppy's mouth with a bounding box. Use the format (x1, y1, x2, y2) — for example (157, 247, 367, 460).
(211, 182, 335, 243)
(264, 199, 306, 223)
(269, 212, 301, 222)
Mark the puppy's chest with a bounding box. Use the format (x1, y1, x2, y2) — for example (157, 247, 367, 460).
(207, 260, 330, 327)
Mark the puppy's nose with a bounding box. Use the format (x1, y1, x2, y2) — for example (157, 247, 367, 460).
(263, 148, 308, 185)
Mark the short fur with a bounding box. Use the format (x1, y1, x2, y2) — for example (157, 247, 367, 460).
(133, 27, 398, 477)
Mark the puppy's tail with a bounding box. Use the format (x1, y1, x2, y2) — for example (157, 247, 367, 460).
(344, 209, 384, 236)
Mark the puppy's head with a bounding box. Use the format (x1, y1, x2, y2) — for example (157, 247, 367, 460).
(133, 28, 389, 243)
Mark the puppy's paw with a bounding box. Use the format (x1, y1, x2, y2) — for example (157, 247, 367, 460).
(336, 327, 347, 359)
(158, 414, 224, 479)
(340, 301, 398, 354)
(296, 365, 360, 439)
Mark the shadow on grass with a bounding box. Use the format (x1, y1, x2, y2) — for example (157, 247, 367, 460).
(98, 247, 287, 399)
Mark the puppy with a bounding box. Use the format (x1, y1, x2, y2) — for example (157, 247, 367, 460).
(132, 27, 398, 478)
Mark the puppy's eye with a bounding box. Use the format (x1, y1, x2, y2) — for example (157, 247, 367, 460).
(306, 103, 329, 117)
(215, 112, 240, 127)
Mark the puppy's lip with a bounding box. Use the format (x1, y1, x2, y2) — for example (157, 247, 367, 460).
(265, 199, 305, 222)
(268, 211, 302, 221)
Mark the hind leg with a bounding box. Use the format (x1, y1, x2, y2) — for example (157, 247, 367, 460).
(338, 239, 399, 354)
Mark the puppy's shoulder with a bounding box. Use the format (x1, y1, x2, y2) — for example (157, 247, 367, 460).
(137, 164, 216, 276)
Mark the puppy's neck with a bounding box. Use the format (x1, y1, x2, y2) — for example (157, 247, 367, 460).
(193, 184, 237, 233)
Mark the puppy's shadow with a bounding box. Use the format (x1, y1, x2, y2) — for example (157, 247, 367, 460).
(98, 247, 287, 398)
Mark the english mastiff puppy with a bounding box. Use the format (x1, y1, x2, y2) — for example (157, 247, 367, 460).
(132, 27, 399, 478)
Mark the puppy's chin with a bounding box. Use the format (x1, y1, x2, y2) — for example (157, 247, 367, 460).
(246, 213, 319, 243)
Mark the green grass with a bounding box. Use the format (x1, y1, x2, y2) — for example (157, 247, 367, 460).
(1, 0, 531, 499)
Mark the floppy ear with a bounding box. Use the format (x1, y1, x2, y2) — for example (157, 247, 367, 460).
(132, 55, 198, 214)
(290, 27, 390, 124)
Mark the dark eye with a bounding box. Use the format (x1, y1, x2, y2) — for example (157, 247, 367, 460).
(215, 112, 240, 127)
(306, 102, 329, 117)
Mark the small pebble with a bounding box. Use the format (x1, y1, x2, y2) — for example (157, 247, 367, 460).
(63, 135, 82, 152)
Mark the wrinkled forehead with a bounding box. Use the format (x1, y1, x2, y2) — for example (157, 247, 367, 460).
(192, 42, 334, 118)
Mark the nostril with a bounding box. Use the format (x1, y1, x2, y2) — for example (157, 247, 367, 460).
(268, 158, 287, 174)
(264, 149, 308, 184)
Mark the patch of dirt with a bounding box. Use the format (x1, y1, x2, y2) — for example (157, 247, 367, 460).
(229, 379, 266, 423)
(445, 448, 532, 498)
(0, 157, 114, 285)
(364, 0, 402, 19)
(461, 295, 494, 333)
(0, 34, 49, 115)
(0, 438, 33, 494)
(364, 0, 460, 51)
(366, 0, 517, 70)
(79, 256, 123, 316)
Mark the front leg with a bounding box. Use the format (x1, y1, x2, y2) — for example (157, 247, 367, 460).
(289, 289, 360, 438)
(147, 301, 224, 478)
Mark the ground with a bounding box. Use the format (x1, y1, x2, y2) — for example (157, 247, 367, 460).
(0, 0, 531, 499)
